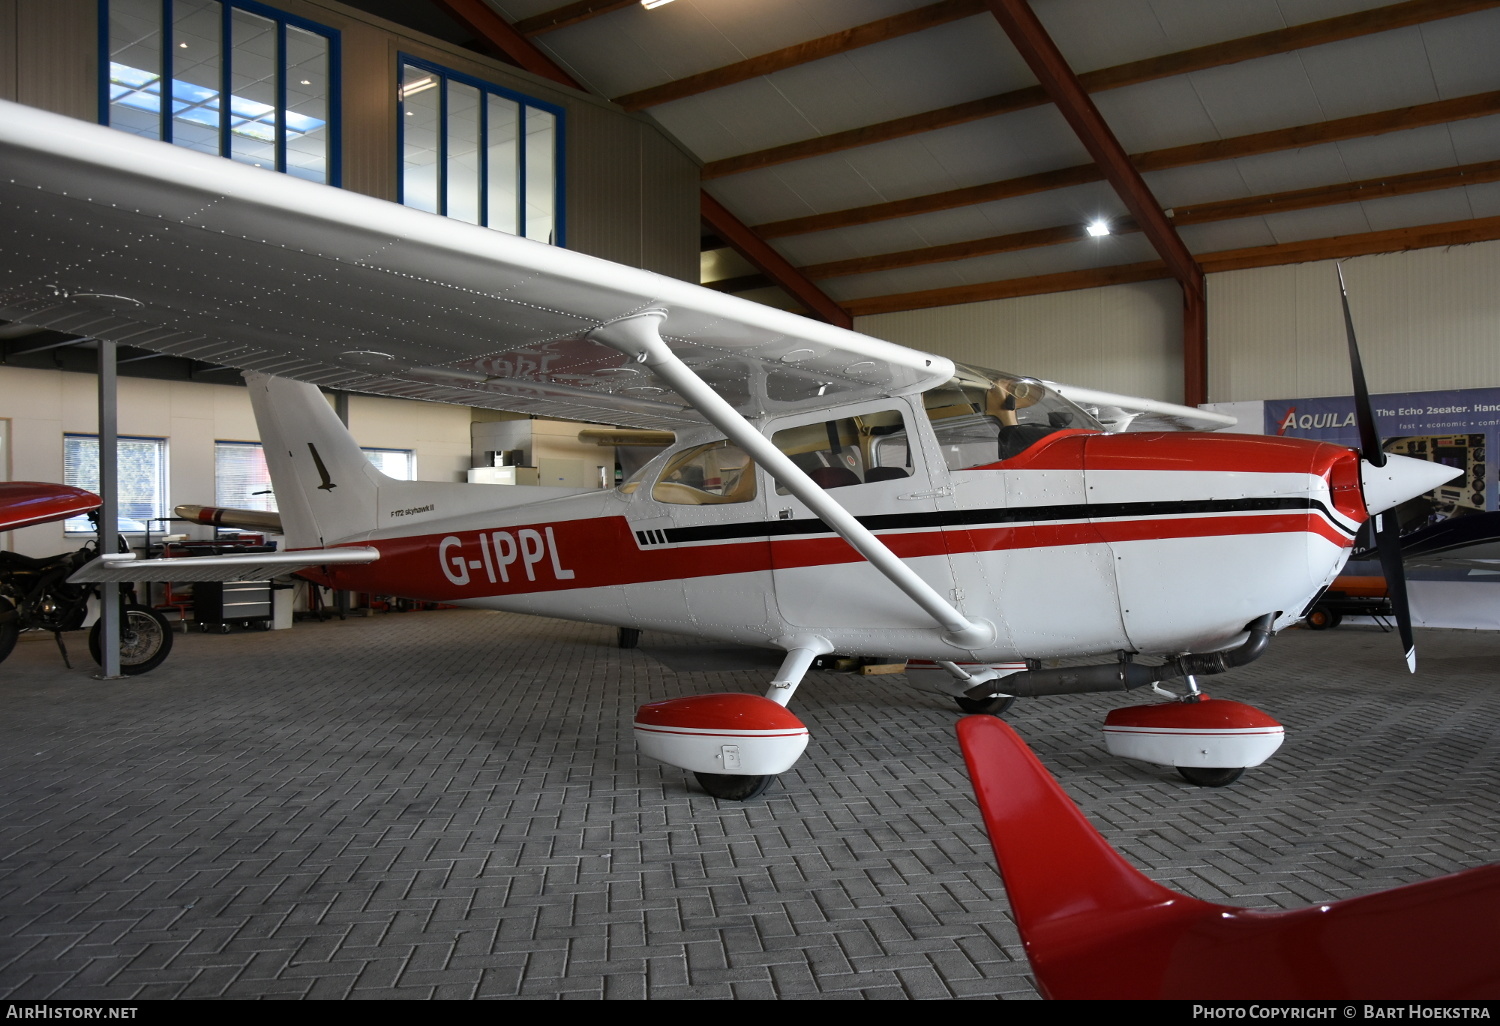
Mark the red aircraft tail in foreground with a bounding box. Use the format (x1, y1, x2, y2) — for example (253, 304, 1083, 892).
(956, 714, 1500, 999)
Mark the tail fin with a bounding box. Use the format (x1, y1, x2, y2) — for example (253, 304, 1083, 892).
(244, 372, 384, 549)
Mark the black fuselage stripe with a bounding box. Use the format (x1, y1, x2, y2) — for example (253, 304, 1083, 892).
(657, 497, 1352, 544)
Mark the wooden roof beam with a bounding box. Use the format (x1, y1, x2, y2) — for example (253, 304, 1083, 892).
(514, 1, 638, 37)
(986, 0, 1201, 402)
(800, 159, 1500, 280)
(611, 0, 988, 111)
(701, 194, 851, 329)
(844, 215, 1500, 316)
(758, 89, 1500, 238)
(703, 0, 1500, 180)
(430, 0, 585, 89)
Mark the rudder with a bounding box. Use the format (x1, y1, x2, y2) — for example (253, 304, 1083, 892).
(244, 372, 384, 549)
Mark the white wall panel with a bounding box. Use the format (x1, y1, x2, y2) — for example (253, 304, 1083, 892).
(0, 367, 475, 557)
(855, 279, 1184, 401)
(1208, 239, 1500, 402)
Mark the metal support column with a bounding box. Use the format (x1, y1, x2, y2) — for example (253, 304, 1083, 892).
(96, 339, 122, 678)
(332, 391, 351, 621)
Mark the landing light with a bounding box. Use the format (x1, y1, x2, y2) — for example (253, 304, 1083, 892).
(1086, 220, 1112, 237)
(642, 0, 677, 8)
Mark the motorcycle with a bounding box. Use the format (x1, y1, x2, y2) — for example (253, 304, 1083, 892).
(0, 534, 173, 675)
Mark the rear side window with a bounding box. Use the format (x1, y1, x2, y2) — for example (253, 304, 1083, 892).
(769, 410, 910, 494)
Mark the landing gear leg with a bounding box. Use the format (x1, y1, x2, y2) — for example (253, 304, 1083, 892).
(689, 638, 831, 802)
(940, 660, 1019, 717)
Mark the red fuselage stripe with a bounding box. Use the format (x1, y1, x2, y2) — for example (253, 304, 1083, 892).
(315, 510, 1348, 601)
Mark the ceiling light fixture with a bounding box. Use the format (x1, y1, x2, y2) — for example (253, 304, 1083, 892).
(399, 77, 436, 100)
(1086, 219, 1111, 237)
(641, 0, 677, 9)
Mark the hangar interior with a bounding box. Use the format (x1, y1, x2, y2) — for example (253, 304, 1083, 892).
(2, 0, 1499, 1001)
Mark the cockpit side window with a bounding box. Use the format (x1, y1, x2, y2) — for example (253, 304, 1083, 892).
(923, 364, 1099, 471)
(650, 439, 757, 505)
(769, 409, 911, 494)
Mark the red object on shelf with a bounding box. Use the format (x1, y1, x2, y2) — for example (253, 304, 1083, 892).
(957, 714, 1500, 999)
(0, 482, 101, 532)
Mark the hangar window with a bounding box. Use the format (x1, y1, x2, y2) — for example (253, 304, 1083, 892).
(398, 56, 564, 245)
(214, 442, 413, 512)
(62, 435, 169, 534)
(214, 441, 277, 512)
(102, 0, 339, 185)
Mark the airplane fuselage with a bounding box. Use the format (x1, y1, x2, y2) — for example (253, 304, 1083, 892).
(305, 421, 1364, 663)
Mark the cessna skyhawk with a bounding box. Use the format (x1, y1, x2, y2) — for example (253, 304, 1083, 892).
(0, 101, 1453, 798)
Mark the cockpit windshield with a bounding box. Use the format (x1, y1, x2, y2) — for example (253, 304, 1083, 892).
(923, 364, 1100, 471)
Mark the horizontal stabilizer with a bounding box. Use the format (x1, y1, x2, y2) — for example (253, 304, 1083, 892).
(67, 547, 379, 584)
(957, 714, 1500, 999)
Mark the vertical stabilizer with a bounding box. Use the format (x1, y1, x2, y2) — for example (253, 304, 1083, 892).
(244, 372, 384, 549)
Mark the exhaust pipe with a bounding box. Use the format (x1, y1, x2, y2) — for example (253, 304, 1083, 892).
(965, 614, 1275, 700)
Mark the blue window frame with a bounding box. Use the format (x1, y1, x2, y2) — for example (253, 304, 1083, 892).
(100, 0, 341, 185)
(398, 55, 565, 246)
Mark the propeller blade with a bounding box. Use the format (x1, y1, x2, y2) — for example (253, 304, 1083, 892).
(1375, 513, 1417, 672)
(1339, 266, 1415, 670)
(1337, 265, 1386, 468)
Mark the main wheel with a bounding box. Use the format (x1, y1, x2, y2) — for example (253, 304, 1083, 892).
(617, 627, 641, 649)
(1177, 766, 1245, 787)
(0, 596, 18, 665)
(89, 604, 173, 675)
(693, 772, 775, 801)
(955, 694, 1017, 716)
(1305, 605, 1342, 630)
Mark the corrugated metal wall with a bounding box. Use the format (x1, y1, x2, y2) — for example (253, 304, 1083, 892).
(0, 1, 15, 105)
(855, 279, 1184, 401)
(7, 0, 94, 119)
(0, 0, 699, 280)
(1208, 240, 1500, 402)
(858, 239, 1500, 404)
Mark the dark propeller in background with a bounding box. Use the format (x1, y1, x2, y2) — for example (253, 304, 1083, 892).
(1338, 266, 1417, 672)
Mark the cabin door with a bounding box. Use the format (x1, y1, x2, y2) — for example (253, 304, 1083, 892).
(763, 398, 953, 629)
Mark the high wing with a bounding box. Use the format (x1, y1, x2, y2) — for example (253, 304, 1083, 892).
(0, 100, 952, 429)
(1046, 383, 1237, 433)
(0, 483, 101, 533)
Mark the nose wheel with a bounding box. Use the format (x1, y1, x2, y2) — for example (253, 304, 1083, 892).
(1177, 766, 1245, 787)
(955, 694, 1016, 716)
(694, 772, 775, 801)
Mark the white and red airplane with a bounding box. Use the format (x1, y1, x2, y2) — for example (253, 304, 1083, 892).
(0, 101, 1457, 799)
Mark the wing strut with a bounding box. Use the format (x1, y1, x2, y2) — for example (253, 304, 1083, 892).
(590, 310, 995, 651)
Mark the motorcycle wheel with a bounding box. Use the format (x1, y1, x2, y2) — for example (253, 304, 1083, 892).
(0, 596, 18, 665)
(89, 603, 173, 675)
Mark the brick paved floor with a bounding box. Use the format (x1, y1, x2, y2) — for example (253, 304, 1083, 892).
(1, 611, 1497, 999)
